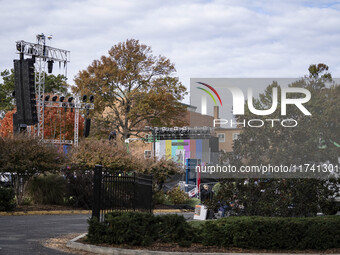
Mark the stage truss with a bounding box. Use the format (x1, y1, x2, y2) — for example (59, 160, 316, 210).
(15, 34, 93, 146)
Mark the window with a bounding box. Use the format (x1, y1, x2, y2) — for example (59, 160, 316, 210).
(217, 133, 225, 142)
(144, 150, 152, 159)
(232, 133, 240, 140)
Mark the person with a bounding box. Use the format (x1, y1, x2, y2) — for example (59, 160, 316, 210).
(200, 184, 215, 219)
(200, 184, 211, 203)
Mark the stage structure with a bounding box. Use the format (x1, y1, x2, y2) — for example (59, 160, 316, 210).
(144, 126, 219, 196)
(15, 34, 94, 146)
(42, 97, 94, 146)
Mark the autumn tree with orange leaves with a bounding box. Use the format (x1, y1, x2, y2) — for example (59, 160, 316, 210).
(0, 109, 15, 137)
(0, 107, 84, 139)
(73, 39, 187, 140)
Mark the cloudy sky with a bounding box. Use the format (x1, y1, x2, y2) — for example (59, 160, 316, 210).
(1, 0, 340, 103)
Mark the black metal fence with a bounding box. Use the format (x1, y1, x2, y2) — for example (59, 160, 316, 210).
(92, 165, 153, 221)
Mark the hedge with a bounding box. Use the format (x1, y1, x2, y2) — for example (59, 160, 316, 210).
(199, 216, 340, 250)
(88, 212, 340, 250)
(88, 212, 197, 247)
(0, 187, 16, 211)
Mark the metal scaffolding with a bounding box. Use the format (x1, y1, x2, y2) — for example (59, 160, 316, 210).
(43, 100, 94, 145)
(16, 34, 70, 141)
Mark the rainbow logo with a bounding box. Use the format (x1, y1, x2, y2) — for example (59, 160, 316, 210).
(196, 82, 222, 106)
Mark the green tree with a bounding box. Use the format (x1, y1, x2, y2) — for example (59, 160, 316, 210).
(218, 64, 340, 216)
(209, 178, 339, 216)
(73, 39, 187, 140)
(0, 70, 15, 118)
(0, 69, 69, 118)
(232, 63, 340, 167)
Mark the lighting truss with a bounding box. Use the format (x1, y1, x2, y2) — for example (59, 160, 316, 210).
(16, 40, 70, 62)
(43, 98, 94, 146)
(145, 126, 215, 141)
(43, 139, 73, 145)
(44, 101, 94, 109)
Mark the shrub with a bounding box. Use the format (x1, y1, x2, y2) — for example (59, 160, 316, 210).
(319, 199, 340, 215)
(28, 173, 66, 205)
(105, 212, 157, 246)
(185, 198, 200, 208)
(167, 186, 189, 204)
(199, 216, 340, 250)
(209, 179, 340, 217)
(65, 170, 93, 209)
(153, 190, 166, 205)
(21, 196, 32, 206)
(156, 214, 196, 245)
(88, 212, 340, 250)
(0, 187, 16, 211)
(87, 211, 197, 246)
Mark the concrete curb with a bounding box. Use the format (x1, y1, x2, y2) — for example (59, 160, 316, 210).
(0, 209, 189, 216)
(154, 209, 187, 213)
(66, 234, 340, 255)
(0, 210, 91, 216)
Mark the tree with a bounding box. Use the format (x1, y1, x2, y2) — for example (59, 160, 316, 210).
(232, 63, 340, 167)
(43, 106, 84, 140)
(218, 64, 340, 216)
(0, 135, 65, 204)
(0, 135, 65, 174)
(70, 139, 183, 192)
(0, 106, 84, 140)
(208, 178, 339, 217)
(0, 70, 15, 118)
(140, 158, 183, 191)
(0, 69, 69, 118)
(70, 139, 137, 171)
(73, 39, 187, 140)
(0, 109, 15, 137)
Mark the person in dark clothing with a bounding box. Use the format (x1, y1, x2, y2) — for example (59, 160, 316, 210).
(200, 184, 214, 219)
(200, 184, 212, 202)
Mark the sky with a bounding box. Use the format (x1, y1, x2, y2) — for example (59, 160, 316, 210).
(1, 0, 340, 104)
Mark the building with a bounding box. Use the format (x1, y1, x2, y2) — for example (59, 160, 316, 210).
(211, 106, 242, 152)
(129, 104, 241, 161)
(129, 103, 216, 160)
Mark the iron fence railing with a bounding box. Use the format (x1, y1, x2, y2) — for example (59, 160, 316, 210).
(92, 165, 153, 221)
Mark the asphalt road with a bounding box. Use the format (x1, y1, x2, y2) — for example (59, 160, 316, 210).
(0, 212, 194, 255)
(0, 214, 90, 255)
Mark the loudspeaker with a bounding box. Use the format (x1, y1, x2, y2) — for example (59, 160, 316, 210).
(84, 118, 91, 137)
(14, 58, 38, 125)
(47, 60, 53, 73)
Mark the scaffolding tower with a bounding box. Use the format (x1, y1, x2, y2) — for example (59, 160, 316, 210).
(16, 34, 70, 140)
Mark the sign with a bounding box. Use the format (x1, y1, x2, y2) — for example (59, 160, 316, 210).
(193, 205, 208, 220)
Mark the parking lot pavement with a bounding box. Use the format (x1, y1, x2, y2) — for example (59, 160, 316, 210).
(0, 211, 194, 255)
(0, 214, 90, 255)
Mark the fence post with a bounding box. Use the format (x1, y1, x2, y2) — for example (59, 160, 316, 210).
(150, 175, 153, 213)
(92, 165, 102, 220)
(133, 172, 136, 211)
